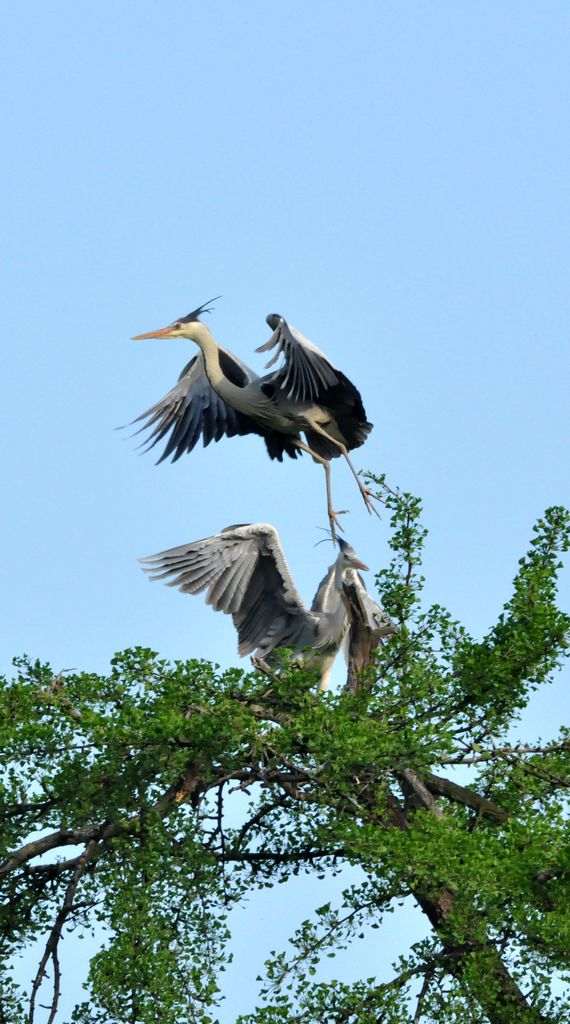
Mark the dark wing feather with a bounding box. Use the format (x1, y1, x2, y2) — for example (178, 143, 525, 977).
(140, 524, 316, 658)
(317, 369, 372, 449)
(258, 316, 373, 450)
(305, 367, 373, 453)
(257, 315, 341, 402)
(131, 348, 264, 463)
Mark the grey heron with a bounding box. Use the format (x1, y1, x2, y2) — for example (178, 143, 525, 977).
(131, 301, 376, 538)
(140, 524, 393, 691)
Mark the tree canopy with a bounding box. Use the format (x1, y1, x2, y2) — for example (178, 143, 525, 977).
(1, 477, 569, 1024)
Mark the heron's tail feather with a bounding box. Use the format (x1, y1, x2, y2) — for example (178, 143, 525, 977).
(263, 433, 301, 461)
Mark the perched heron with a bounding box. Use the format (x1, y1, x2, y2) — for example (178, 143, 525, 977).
(140, 524, 393, 691)
(131, 300, 376, 538)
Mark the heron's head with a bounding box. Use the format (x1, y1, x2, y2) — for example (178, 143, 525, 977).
(337, 537, 368, 572)
(132, 297, 220, 342)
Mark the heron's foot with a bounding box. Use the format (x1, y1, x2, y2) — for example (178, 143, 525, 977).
(328, 506, 349, 543)
(359, 483, 381, 518)
(251, 655, 275, 678)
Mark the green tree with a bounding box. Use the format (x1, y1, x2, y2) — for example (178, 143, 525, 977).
(1, 477, 569, 1024)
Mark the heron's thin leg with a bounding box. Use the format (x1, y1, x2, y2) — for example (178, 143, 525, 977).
(321, 460, 344, 544)
(307, 426, 380, 519)
(292, 440, 348, 541)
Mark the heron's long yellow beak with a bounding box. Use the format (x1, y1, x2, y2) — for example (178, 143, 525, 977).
(351, 558, 368, 571)
(131, 325, 177, 341)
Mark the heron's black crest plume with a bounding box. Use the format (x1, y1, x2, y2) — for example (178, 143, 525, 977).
(314, 526, 337, 550)
(265, 313, 282, 330)
(179, 296, 222, 324)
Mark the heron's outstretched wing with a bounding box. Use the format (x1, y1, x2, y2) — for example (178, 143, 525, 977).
(140, 524, 317, 658)
(132, 347, 264, 463)
(343, 569, 397, 639)
(257, 315, 341, 402)
(258, 316, 372, 448)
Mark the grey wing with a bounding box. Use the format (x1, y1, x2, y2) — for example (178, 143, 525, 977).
(343, 569, 397, 640)
(131, 347, 264, 463)
(140, 524, 317, 658)
(257, 314, 341, 402)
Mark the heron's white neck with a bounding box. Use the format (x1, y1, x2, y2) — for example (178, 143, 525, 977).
(320, 559, 350, 634)
(185, 323, 225, 388)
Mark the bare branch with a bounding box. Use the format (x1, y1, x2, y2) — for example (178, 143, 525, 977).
(1, 827, 103, 878)
(26, 855, 85, 877)
(413, 970, 434, 1024)
(217, 847, 346, 866)
(399, 769, 443, 817)
(233, 796, 289, 850)
(2, 760, 203, 879)
(0, 797, 58, 821)
(441, 739, 570, 766)
(423, 772, 509, 824)
(28, 840, 97, 1024)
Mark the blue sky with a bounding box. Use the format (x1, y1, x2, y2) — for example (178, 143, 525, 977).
(3, 2, 569, 1019)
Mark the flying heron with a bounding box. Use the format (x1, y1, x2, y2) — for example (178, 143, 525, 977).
(140, 524, 394, 691)
(131, 300, 377, 538)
